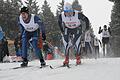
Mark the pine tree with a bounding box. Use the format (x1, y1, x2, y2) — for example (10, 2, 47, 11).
(41, 0, 60, 46)
(16, 0, 40, 15)
(56, 0, 64, 17)
(27, 0, 40, 15)
(0, 0, 5, 26)
(109, 0, 120, 56)
(109, 0, 120, 2)
(0, 0, 20, 38)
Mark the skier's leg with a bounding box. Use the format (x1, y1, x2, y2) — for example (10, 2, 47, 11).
(102, 38, 106, 57)
(88, 42, 93, 54)
(97, 46, 99, 58)
(95, 46, 99, 58)
(21, 34, 28, 67)
(85, 43, 91, 58)
(74, 35, 81, 65)
(63, 38, 71, 65)
(62, 34, 70, 65)
(85, 42, 87, 56)
(31, 37, 46, 66)
(76, 45, 81, 65)
(63, 45, 70, 65)
(106, 37, 110, 56)
(94, 47, 97, 59)
(103, 43, 105, 57)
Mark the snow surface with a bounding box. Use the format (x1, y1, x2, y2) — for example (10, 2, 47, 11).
(0, 58, 120, 80)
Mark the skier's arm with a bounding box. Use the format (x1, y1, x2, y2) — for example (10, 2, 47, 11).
(17, 17, 24, 35)
(108, 27, 111, 35)
(99, 40, 102, 47)
(58, 14, 64, 33)
(98, 27, 103, 34)
(34, 15, 46, 41)
(78, 13, 90, 31)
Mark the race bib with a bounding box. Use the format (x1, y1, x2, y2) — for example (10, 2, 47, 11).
(20, 14, 39, 32)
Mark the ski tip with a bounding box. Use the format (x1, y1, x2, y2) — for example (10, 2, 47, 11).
(49, 66, 54, 69)
(40, 65, 53, 69)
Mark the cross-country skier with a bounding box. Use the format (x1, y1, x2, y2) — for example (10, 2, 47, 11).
(0, 26, 10, 62)
(58, 2, 90, 66)
(84, 29, 93, 55)
(93, 36, 102, 58)
(18, 6, 46, 67)
(98, 25, 111, 56)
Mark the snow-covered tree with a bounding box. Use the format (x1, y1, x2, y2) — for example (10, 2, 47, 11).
(41, 0, 60, 46)
(56, 0, 64, 17)
(109, 0, 120, 56)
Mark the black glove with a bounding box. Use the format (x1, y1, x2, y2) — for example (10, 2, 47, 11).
(108, 27, 110, 30)
(99, 27, 101, 30)
(42, 33, 46, 41)
(108, 27, 111, 35)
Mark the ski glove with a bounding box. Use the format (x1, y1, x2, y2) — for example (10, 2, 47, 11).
(42, 33, 46, 41)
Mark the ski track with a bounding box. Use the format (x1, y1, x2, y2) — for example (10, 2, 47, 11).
(0, 58, 120, 80)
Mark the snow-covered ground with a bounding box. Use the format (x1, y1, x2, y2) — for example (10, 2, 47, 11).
(0, 58, 120, 80)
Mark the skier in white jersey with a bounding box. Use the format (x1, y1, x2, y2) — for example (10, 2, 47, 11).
(58, 2, 90, 66)
(93, 37, 102, 58)
(18, 6, 46, 67)
(98, 25, 111, 56)
(84, 29, 92, 53)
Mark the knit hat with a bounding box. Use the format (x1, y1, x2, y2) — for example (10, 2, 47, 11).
(20, 6, 29, 13)
(64, 2, 73, 12)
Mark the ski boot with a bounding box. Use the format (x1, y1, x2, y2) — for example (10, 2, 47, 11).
(21, 58, 28, 67)
(63, 56, 69, 66)
(40, 59, 46, 67)
(76, 55, 81, 65)
(41, 62, 46, 67)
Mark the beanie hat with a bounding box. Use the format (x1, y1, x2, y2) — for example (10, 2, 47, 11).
(20, 6, 29, 13)
(64, 2, 73, 12)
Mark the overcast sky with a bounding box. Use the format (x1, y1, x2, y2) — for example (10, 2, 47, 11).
(36, 0, 113, 38)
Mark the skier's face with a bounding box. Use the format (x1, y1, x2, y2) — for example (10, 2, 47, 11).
(64, 12, 73, 17)
(21, 12, 29, 21)
(104, 27, 107, 30)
